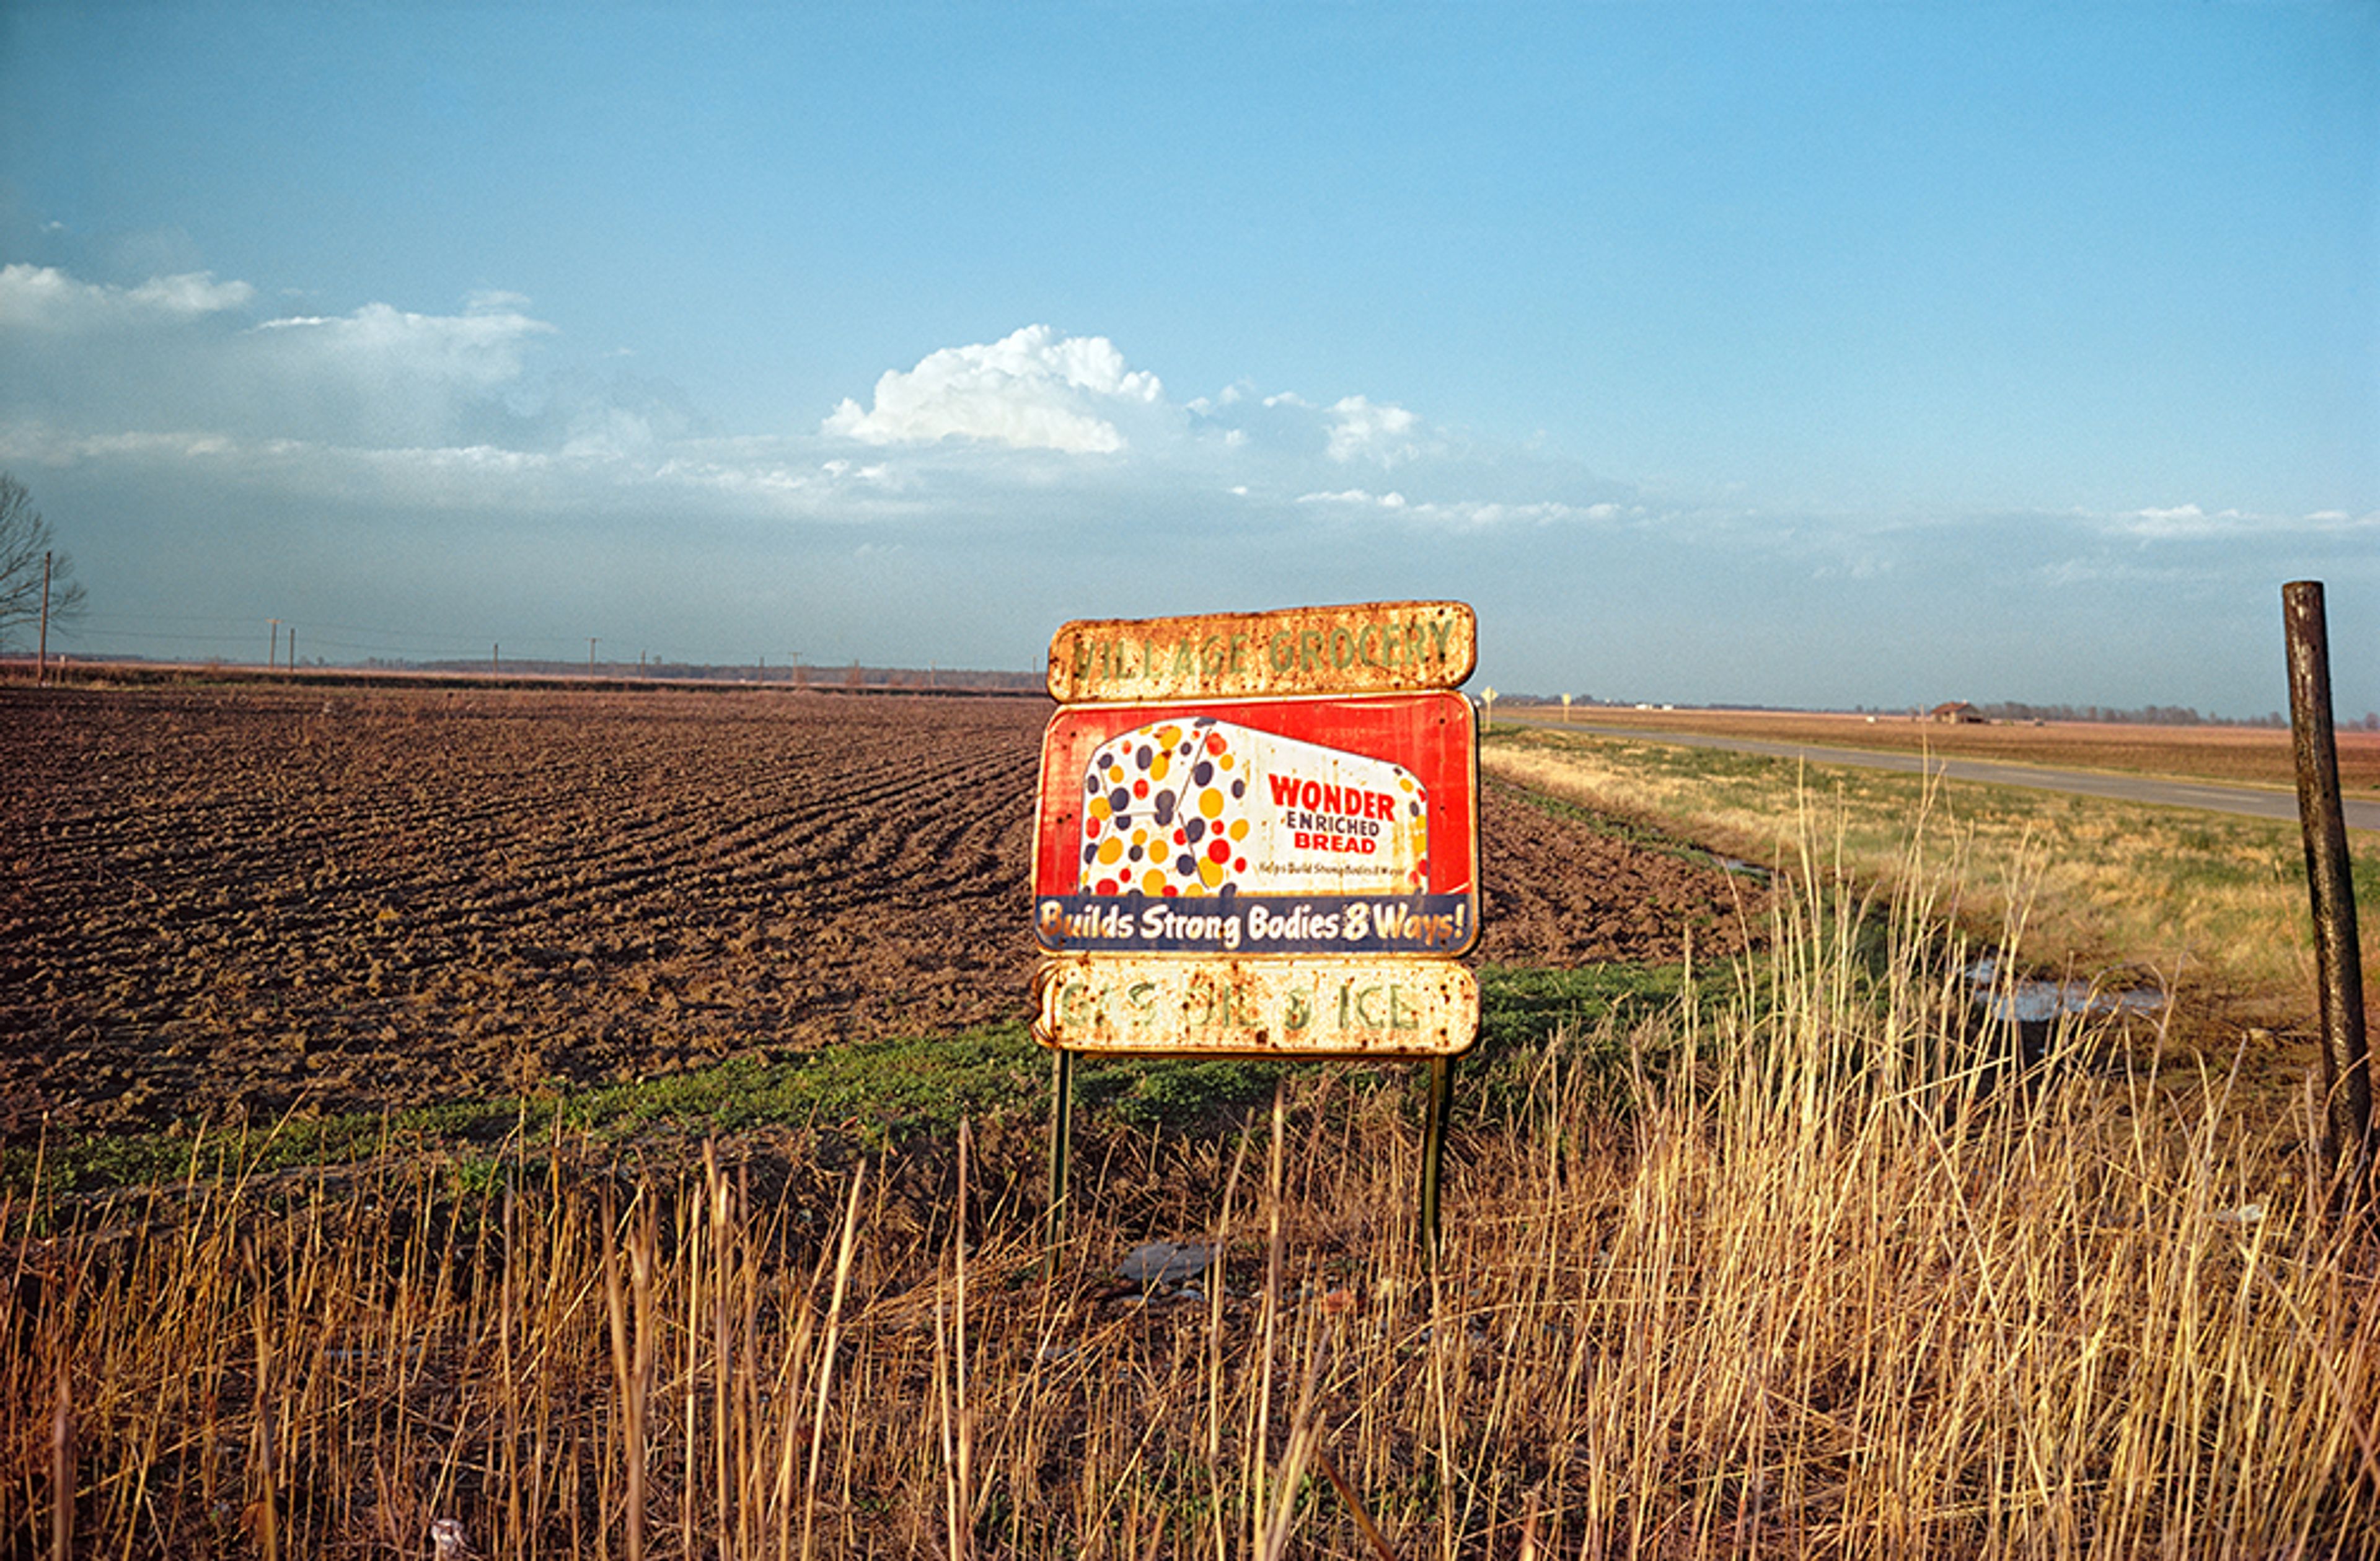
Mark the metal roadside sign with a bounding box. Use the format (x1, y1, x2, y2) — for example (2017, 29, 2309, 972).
(1031, 600, 1483, 1257)
(1033, 602, 1481, 1058)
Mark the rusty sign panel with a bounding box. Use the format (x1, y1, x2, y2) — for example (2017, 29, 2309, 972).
(1047, 600, 1476, 704)
(1033, 692, 1477, 957)
(1034, 954, 1479, 1057)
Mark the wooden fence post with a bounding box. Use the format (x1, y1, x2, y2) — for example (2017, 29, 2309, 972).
(2283, 580, 2372, 1219)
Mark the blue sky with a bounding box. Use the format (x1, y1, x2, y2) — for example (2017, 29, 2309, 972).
(2, 1, 2373, 716)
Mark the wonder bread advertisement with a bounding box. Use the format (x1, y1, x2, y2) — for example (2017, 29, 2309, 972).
(1033, 692, 1477, 956)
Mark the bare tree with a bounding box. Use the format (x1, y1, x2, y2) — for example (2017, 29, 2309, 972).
(0, 472, 86, 652)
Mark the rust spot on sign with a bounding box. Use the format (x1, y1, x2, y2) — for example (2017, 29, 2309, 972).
(1047, 600, 1476, 704)
(1033, 954, 1478, 1058)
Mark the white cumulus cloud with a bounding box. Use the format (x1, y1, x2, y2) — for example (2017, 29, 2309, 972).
(1324, 394, 1425, 466)
(822, 325, 1163, 453)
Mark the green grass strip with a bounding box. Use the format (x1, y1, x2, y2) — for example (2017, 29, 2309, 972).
(4, 962, 1695, 1199)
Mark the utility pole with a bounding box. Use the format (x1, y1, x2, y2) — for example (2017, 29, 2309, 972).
(268, 618, 281, 672)
(288, 626, 296, 668)
(493, 643, 500, 675)
(35, 552, 50, 687)
(588, 637, 598, 676)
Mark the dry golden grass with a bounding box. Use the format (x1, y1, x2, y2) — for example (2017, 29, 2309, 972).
(1481, 726, 2377, 1011)
(7, 827, 2376, 1558)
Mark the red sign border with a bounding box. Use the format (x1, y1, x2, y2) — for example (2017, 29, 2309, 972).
(1031, 691, 1478, 956)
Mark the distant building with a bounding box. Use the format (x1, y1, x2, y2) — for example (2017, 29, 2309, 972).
(1928, 701, 1985, 724)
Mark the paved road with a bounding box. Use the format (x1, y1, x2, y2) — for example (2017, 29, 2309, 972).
(1504, 717, 2380, 832)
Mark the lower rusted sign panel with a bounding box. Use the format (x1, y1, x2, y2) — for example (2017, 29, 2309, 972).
(1034, 954, 1479, 1058)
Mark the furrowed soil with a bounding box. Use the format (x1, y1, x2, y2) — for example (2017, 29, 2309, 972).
(1, 684, 1761, 1143)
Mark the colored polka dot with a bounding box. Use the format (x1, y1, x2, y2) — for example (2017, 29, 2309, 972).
(1077, 715, 1432, 904)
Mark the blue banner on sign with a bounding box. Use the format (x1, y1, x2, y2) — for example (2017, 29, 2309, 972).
(1034, 892, 1471, 956)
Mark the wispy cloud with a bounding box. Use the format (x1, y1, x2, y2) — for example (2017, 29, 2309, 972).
(251, 299, 553, 388)
(2099, 503, 2379, 541)
(1294, 488, 1635, 531)
(17, 263, 2360, 574)
(9, 259, 2371, 716)
(0, 263, 253, 328)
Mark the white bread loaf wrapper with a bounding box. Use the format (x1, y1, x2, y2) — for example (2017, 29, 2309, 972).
(1077, 716, 1427, 898)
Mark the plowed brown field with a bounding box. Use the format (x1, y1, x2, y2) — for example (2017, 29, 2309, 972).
(1, 684, 1761, 1142)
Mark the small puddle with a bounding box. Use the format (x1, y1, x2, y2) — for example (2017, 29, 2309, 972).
(1966, 957, 2167, 1027)
(1117, 1241, 1211, 1287)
